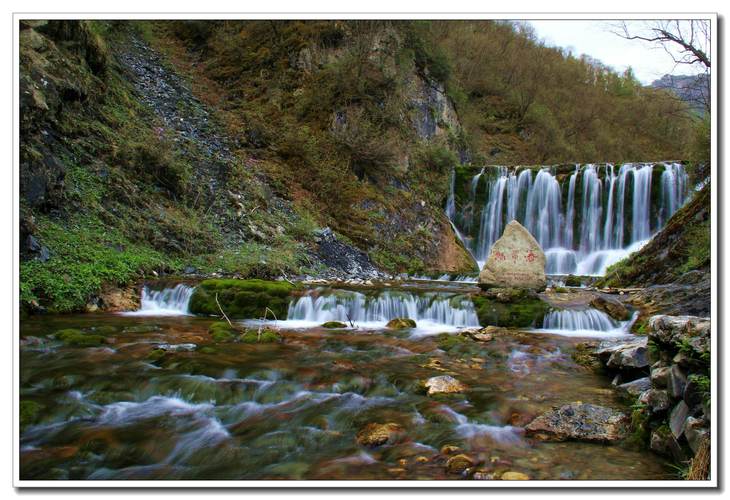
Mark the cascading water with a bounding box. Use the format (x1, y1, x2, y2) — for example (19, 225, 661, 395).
(123, 284, 195, 316)
(535, 308, 633, 338)
(447, 162, 690, 276)
(279, 288, 480, 334)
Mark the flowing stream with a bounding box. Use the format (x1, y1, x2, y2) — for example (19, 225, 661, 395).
(20, 280, 669, 481)
(446, 162, 689, 275)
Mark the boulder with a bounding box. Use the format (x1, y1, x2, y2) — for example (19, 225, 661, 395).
(424, 375, 467, 396)
(596, 337, 648, 369)
(606, 343, 649, 370)
(669, 401, 690, 439)
(386, 318, 417, 329)
(650, 366, 671, 388)
(321, 321, 348, 329)
(683, 417, 709, 454)
(668, 364, 688, 399)
(356, 422, 403, 447)
(638, 389, 671, 413)
(524, 403, 628, 442)
(648, 315, 710, 357)
(590, 295, 630, 321)
(617, 377, 651, 398)
(650, 427, 687, 462)
(478, 221, 546, 291)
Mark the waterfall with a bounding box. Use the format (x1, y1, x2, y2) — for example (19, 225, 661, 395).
(536, 308, 632, 337)
(123, 284, 195, 316)
(447, 162, 689, 276)
(283, 289, 480, 334)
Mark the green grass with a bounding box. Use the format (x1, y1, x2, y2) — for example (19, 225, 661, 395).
(20, 215, 176, 312)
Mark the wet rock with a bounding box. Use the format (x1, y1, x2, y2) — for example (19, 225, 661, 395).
(98, 286, 140, 312)
(524, 403, 628, 442)
(648, 315, 710, 356)
(650, 426, 686, 462)
(650, 366, 671, 388)
(668, 364, 688, 399)
(669, 401, 690, 439)
(596, 337, 648, 369)
(445, 454, 474, 474)
(440, 444, 461, 455)
(590, 295, 630, 321)
(424, 375, 467, 396)
(684, 376, 708, 408)
(356, 422, 403, 447)
(617, 377, 651, 398)
(386, 318, 417, 329)
(683, 417, 709, 454)
(478, 221, 546, 291)
(500, 471, 530, 480)
(638, 389, 671, 413)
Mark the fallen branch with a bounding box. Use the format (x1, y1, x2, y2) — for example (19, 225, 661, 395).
(258, 307, 280, 342)
(215, 293, 240, 331)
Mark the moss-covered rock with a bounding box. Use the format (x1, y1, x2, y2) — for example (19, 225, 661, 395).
(189, 279, 295, 319)
(19, 400, 43, 431)
(54, 328, 106, 347)
(208, 321, 239, 342)
(437, 333, 468, 351)
(322, 321, 348, 328)
(471, 295, 549, 328)
(239, 328, 282, 344)
(385, 318, 417, 329)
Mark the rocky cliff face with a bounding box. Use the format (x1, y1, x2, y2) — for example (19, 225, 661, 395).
(19, 20, 475, 312)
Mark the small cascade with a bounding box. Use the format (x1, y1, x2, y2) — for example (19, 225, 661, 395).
(535, 308, 631, 337)
(283, 289, 480, 333)
(123, 284, 195, 316)
(447, 162, 690, 276)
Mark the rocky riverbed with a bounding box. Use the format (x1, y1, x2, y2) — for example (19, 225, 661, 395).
(19, 278, 681, 481)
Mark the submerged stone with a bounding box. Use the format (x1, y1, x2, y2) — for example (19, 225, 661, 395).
(356, 422, 403, 447)
(445, 454, 474, 474)
(501, 471, 530, 480)
(524, 403, 628, 442)
(424, 375, 467, 395)
(478, 221, 546, 291)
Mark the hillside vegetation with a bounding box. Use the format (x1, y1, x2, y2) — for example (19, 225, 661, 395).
(19, 20, 704, 313)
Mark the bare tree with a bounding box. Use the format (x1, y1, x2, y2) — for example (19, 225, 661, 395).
(613, 20, 710, 113)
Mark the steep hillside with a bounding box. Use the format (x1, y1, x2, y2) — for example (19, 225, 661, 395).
(19, 19, 701, 313)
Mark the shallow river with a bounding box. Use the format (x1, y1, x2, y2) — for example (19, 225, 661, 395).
(19, 282, 673, 481)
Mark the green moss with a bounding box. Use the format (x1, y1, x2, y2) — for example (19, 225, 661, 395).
(471, 295, 549, 328)
(322, 321, 348, 329)
(199, 346, 217, 354)
(54, 328, 105, 347)
(208, 321, 238, 342)
(19, 400, 43, 431)
(146, 349, 166, 362)
(239, 329, 282, 344)
(189, 279, 295, 319)
(437, 333, 468, 351)
(626, 403, 651, 448)
(385, 318, 417, 329)
(20, 216, 175, 313)
(679, 220, 710, 274)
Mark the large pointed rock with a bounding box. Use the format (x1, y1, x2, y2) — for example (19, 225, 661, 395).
(478, 221, 546, 291)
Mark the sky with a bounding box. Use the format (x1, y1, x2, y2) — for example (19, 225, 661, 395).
(528, 20, 709, 85)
